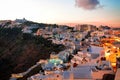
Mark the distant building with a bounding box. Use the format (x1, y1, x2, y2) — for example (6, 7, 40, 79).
(15, 18, 27, 23)
(74, 24, 97, 31)
(91, 31, 104, 37)
(22, 27, 32, 33)
(98, 25, 111, 31)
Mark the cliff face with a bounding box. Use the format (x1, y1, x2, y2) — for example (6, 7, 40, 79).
(0, 28, 65, 80)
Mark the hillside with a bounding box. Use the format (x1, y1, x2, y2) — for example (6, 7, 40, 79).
(0, 27, 65, 80)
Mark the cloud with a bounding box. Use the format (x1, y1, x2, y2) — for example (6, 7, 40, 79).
(75, 0, 102, 10)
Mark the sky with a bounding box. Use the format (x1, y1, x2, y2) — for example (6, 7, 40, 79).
(0, 0, 120, 27)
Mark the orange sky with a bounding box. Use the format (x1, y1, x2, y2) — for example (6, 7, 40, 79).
(0, 0, 120, 28)
(59, 21, 120, 28)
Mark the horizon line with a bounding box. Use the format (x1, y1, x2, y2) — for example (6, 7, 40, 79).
(0, 18, 120, 28)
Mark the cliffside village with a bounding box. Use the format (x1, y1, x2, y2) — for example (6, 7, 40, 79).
(1, 19, 120, 80)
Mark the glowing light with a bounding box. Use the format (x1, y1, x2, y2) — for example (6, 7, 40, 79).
(111, 63, 116, 67)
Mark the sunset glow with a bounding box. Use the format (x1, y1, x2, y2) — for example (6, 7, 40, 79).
(0, 0, 120, 27)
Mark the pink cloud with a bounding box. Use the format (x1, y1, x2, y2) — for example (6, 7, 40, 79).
(75, 0, 101, 10)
